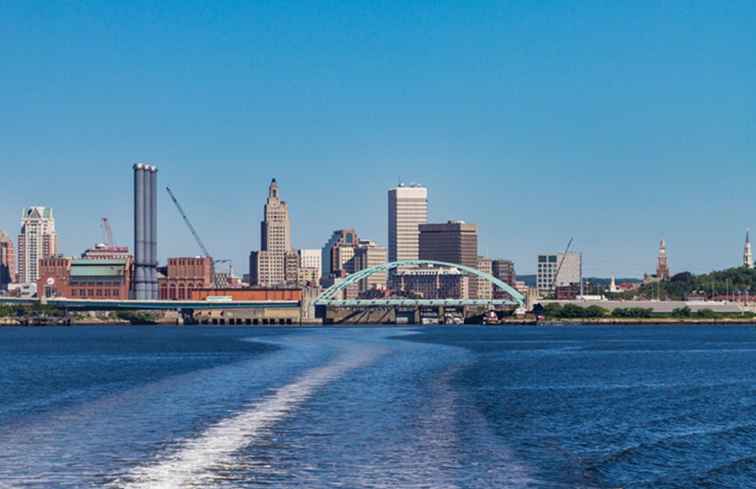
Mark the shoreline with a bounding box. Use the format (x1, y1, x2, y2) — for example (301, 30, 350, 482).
(3, 318, 756, 327)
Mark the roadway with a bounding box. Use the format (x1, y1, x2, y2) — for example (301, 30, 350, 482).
(0, 297, 300, 311)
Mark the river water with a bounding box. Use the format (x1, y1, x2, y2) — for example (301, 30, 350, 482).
(1, 325, 756, 488)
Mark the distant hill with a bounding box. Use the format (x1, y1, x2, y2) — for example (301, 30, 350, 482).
(616, 267, 756, 300)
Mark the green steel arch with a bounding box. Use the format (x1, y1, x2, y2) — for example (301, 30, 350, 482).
(316, 259, 525, 306)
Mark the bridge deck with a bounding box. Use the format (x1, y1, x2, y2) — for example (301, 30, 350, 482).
(316, 299, 517, 308)
(0, 297, 300, 311)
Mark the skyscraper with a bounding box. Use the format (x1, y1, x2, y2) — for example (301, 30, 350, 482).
(250, 179, 293, 286)
(418, 221, 478, 269)
(744, 230, 753, 269)
(260, 178, 291, 254)
(0, 231, 15, 290)
(388, 184, 428, 263)
(17, 207, 57, 285)
(657, 240, 670, 280)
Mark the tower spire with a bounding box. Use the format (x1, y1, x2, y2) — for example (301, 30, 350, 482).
(656, 239, 670, 280)
(745, 229, 753, 269)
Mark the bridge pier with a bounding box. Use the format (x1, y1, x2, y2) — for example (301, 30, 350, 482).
(177, 308, 195, 325)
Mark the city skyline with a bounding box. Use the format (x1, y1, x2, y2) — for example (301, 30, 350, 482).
(2, 2, 755, 276)
(0, 169, 754, 279)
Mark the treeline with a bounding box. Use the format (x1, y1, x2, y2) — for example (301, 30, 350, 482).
(0, 304, 64, 318)
(612, 267, 756, 301)
(541, 303, 754, 320)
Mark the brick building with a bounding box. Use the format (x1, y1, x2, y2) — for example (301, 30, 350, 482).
(159, 257, 214, 300)
(37, 257, 132, 299)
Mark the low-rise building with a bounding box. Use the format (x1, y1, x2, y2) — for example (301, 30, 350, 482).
(37, 256, 132, 299)
(396, 266, 469, 299)
(159, 257, 214, 300)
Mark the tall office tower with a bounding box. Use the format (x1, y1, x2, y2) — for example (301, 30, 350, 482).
(251, 179, 292, 287)
(536, 252, 581, 296)
(492, 259, 516, 299)
(656, 239, 670, 280)
(261, 178, 291, 253)
(472, 256, 493, 300)
(133, 164, 158, 300)
(321, 229, 359, 279)
(0, 231, 15, 290)
(249, 178, 292, 287)
(744, 230, 753, 269)
(17, 207, 57, 285)
(353, 240, 388, 294)
(388, 184, 428, 263)
(418, 221, 478, 268)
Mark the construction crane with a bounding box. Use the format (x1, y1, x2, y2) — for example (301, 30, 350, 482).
(552, 237, 574, 292)
(166, 187, 232, 287)
(100, 217, 114, 247)
(165, 187, 213, 258)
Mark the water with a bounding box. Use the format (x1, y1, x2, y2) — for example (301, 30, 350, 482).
(2, 325, 756, 488)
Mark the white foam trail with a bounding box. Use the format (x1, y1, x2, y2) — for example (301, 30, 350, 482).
(111, 350, 380, 489)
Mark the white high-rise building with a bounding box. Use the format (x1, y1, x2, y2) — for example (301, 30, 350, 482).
(745, 230, 753, 269)
(388, 184, 428, 263)
(17, 207, 57, 285)
(536, 252, 581, 296)
(298, 249, 322, 282)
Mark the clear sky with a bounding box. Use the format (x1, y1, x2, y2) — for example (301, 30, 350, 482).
(1, 1, 754, 277)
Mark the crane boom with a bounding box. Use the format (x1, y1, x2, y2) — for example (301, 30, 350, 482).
(165, 187, 212, 258)
(552, 237, 574, 291)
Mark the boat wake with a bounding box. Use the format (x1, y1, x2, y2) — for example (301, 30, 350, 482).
(109, 348, 383, 489)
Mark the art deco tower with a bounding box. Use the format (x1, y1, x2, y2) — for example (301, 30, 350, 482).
(656, 239, 670, 280)
(250, 178, 295, 286)
(261, 178, 291, 253)
(745, 230, 753, 269)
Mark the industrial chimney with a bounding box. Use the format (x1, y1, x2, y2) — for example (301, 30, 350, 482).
(133, 163, 158, 299)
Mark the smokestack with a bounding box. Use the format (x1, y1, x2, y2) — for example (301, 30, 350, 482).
(143, 167, 152, 298)
(133, 164, 147, 299)
(149, 165, 158, 298)
(133, 163, 159, 300)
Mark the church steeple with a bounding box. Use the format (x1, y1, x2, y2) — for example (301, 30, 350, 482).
(656, 239, 670, 280)
(745, 229, 753, 269)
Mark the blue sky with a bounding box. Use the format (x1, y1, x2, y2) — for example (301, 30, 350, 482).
(1, 1, 754, 277)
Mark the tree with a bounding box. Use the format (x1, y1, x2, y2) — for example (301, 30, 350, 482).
(672, 306, 692, 318)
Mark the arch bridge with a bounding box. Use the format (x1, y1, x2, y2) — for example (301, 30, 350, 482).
(315, 259, 525, 308)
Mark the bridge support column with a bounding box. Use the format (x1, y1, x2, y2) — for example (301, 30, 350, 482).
(177, 308, 194, 325)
